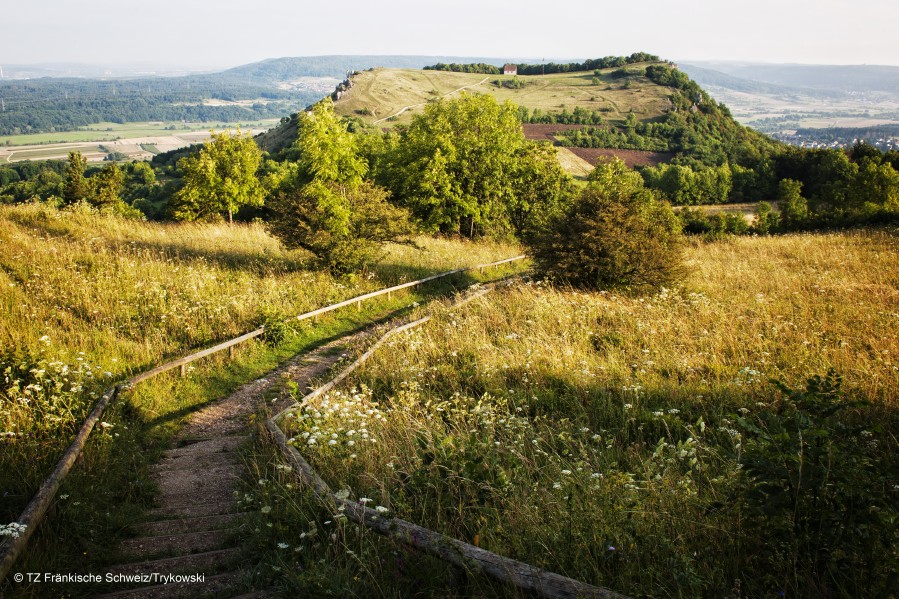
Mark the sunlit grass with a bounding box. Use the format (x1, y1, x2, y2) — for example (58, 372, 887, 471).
(274, 229, 899, 597)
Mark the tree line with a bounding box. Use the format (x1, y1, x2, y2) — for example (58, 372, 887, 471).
(424, 53, 660, 75)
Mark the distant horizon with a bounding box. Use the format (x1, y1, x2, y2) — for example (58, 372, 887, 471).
(4, 55, 899, 77)
(3, 0, 898, 70)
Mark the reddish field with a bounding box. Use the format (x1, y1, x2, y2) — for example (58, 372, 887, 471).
(522, 123, 588, 141)
(565, 147, 673, 168)
(522, 124, 673, 168)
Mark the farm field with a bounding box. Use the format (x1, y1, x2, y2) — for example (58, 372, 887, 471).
(261, 229, 899, 597)
(0, 119, 280, 163)
(331, 65, 671, 128)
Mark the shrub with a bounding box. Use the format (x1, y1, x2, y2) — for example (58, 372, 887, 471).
(268, 180, 414, 275)
(734, 371, 898, 596)
(529, 159, 684, 293)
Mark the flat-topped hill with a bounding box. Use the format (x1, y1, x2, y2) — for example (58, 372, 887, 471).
(332, 63, 672, 128)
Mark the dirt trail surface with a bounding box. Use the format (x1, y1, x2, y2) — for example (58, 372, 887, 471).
(97, 333, 365, 599)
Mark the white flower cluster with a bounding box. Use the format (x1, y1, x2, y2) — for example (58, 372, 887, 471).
(0, 522, 27, 539)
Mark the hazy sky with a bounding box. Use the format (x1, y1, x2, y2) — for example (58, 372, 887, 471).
(2, 0, 898, 68)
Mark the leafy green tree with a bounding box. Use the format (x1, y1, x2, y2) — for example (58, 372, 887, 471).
(507, 142, 573, 241)
(529, 158, 683, 294)
(63, 151, 88, 205)
(778, 179, 809, 229)
(291, 99, 366, 188)
(267, 100, 413, 273)
(90, 163, 125, 210)
(383, 93, 526, 238)
(172, 128, 264, 222)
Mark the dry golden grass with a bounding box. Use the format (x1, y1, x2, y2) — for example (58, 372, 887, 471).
(279, 229, 898, 596)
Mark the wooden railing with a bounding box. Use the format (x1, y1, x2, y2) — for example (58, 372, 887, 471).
(265, 283, 630, 599)
(0, 255, 526, 583)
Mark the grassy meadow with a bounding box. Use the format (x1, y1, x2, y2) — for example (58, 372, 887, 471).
(332, 65, 671, 128)
(265, 230, 899, 597)
(0, 202, 523, 586)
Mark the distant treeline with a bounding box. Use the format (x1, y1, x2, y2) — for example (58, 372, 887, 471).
(0, 75, 320, 136)
(424, 53, 660, 75)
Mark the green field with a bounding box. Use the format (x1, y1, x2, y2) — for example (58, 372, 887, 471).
(0, 119, 281, 147)
(333, 64, 671, 127)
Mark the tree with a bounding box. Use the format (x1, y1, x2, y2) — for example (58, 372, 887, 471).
(172, 128, 264, 222)
(382, 93, 527, 238)
(267, 100, 413, 273)
(529, 158, 684, 294)
(90, 163, 125, 210)
(63, 151, 88, 205)
(778, 178, 809, 229)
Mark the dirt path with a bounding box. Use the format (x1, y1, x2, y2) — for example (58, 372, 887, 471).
(96, 333, 367, 599)
(372, 76, 490, 124)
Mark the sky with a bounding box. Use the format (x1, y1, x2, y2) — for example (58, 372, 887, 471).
(2, 0, 898, 69)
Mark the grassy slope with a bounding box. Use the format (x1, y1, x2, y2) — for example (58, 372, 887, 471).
(0, 203, 522, 584)
(269, 230, 899, 597)
(333, 64, 671, 127)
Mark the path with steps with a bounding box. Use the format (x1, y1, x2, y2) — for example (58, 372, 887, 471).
(97, 335, 359, 599)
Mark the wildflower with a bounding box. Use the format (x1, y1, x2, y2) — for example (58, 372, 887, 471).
(261, 506, 272, 514)
(375, 506, 389, 514)
(277, 542, 289, 549)
(359, 497, 372, 504)
(561, 470, 572, 476)
(552, 482, 562, 490)
(624, 403, 633, 410)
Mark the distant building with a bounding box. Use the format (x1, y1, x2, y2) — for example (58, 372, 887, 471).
(503, 64, 518, 76)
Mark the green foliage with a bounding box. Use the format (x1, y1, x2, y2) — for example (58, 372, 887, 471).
(268, 180, 414, 274)
(676, 207, 751, 239)
(777, 178, 809, 229)
(171, 128, 264, 222)
(89, 163, 125, 210)
(258, 307, 294, 346)
(267, 101, 413, 274)
(529, 158, 684, 293)
(734, 371, 898, 596)
(291, 99, 367, 188)
(641, 163, 732, 205)
(62, 151, 88, 206)
(381, 93, 567, 239)
(753, 201, 779, 234)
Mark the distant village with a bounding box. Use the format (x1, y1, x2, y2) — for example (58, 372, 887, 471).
(771, 131, 899, 152)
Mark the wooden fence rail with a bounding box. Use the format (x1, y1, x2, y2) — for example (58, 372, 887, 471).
(265, 284, 630, 599)
(0, 255, 526, 583)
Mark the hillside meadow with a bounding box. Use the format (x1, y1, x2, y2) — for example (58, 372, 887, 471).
(261, 229, 898, 597)
(321, 64, 670, 128)
(0, 202, 521, 542)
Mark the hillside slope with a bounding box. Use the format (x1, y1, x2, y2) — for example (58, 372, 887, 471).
(332, 63, 672, 127)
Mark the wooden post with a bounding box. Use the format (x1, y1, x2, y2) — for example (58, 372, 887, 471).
(179, 364, 186, 377)
(228, 346, 235, 359)
(356, 300, 362, 312)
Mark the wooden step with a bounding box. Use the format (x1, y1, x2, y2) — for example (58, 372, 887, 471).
(140, 512, 245, 537)
(105, 547, 242, 577)
(162, 436, 248, 459)
(147, 500, 239, 520)
(119, 528, 237, 560)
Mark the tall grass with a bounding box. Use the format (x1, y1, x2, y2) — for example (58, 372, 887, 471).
(275, 229, 898, 597)
(0, 202, 520, 558)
